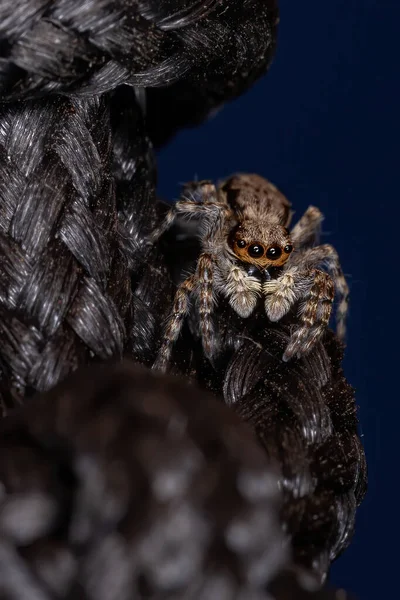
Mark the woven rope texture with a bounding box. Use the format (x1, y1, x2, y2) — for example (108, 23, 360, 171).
(0, 0, 366, 595)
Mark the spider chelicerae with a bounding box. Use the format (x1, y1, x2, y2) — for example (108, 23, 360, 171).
(151, 174, 348, 372)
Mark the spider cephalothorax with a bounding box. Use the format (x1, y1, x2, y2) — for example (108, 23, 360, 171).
(229, 222, 293, 269)
(151, 174, 349, 372)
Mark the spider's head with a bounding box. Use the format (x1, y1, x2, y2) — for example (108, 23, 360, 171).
(229, 222, 293, 268)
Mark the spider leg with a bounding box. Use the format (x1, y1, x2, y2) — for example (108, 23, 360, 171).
(283, 269, 334, 361)
(264, 205, 325, 319)
(181, 180, 217, 204)
(149, 182, 226, 243)
(153, 253, 218, 371)
(291, 244, 349, 340)
(182, 181, 229, 242)
(149, 205, 178, 243)
(290, 206, 323, 248)
(152, 182, 232, 370)
(152, 274, 196, 373)
(196, 253, 217, 359)
(148, 199, 203, 243)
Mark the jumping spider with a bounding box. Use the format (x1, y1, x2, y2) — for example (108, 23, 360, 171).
(151, 174, 348, 372)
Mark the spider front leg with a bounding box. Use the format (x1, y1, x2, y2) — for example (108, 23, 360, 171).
(261, 204, 324, 317)
(282, 269, 334, 361)
(292, 244, 349, 340)
(263, 266, 334, 361)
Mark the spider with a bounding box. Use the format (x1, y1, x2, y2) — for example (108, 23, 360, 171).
(151, 174, 349, 373)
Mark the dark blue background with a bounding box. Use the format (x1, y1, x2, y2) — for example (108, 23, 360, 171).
(157, 2, 398, 597)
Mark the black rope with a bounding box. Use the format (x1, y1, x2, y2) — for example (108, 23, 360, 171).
(0, 0, 279, 408)
(0, 361, 355, 599)
(0, 93, 125, 408)
(0, 0, 366, 595)
(0, 0, 278, 100)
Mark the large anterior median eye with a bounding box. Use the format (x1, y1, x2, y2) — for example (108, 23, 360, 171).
(266, 246, 282, 260)
(248, 244, 264, 257)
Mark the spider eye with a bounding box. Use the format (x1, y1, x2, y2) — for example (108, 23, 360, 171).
(236, 239, 246, 248)
(284, 244, 293, 254)
(266, 246, 282, 260)
(248, 244, 264, 258)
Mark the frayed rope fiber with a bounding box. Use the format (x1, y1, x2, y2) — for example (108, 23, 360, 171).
(0, 0, 366, 596)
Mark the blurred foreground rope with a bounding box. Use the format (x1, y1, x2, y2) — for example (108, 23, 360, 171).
(0, 0, 366, 596)
(0, 361, 355, 599)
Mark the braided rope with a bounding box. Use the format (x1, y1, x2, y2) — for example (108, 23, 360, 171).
(0, 361, 354, 599)
(0, 90, 157, 411)
(0, 0, 366, 593)
(0, 0, 279, 408)
(0, 0, 278, 100)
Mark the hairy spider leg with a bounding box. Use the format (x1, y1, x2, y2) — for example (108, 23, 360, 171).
(149, 206, 177, 242)
(290, 205, 324, 247)
(187, 198, 230, 358)
(170, 190, 230, 360)
(299, 278, 337, 354)
(263, 205, 326, 323)
(196, 253, 217, 359)
(149, 182, 220, 243)
(296, 244, 349, 340)
(153, 253, 217, 372)
(283, 269, 334, 361)
(153, 185, 229, 371)
(153, 274, 196, 372)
